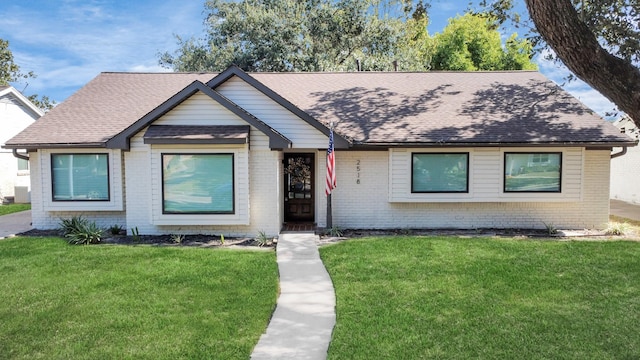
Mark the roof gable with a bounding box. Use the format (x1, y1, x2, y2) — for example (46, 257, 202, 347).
(207, 66, 350, 149)
(107, 80, 291, 150)
(0, 86, 44, 119)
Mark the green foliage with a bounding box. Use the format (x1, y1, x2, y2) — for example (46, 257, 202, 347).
(0, 39, 32, 85)
(170, 234, 185, 244)
(255, 230, 271, 247)
(543, 222, 558, 235)
(131, 227, 141, 242)
(327, 226, 344, 237)
(605, 221, 630, 236)
(59, 216, 103, 245)
(431, 13, 536, 71)
(108, 224, 123, 235)
(0, 39, 55, 111)
(160, 2, 534, 73)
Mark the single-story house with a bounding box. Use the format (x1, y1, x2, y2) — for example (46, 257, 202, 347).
(610, 116, 640, 204)
(3, 66, 635, 236)
(0, 86, 44, 203)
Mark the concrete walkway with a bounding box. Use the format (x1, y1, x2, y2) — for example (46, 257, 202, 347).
(251, 232, 336, 360)
(0, 210, 32, 239)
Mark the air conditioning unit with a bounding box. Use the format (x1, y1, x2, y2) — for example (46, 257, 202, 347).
(14, 186, 30, 204)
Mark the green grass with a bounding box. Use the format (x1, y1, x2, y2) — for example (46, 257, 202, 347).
(0, 237, 278, 360)
(0, 203, 31, 216)
(320, 236, 640, 359)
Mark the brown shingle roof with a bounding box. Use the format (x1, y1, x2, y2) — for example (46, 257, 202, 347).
(4, 69, 633, 149)
(4, 73, 214, 148)
(253, 71, 631, 146)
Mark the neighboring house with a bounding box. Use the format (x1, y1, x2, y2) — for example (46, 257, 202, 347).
(3, 66, 635, 236)
(610, 116, 640, 204)
(0, 86, 44, 203)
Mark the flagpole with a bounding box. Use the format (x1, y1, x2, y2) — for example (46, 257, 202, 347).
(327, 192, 332, 229)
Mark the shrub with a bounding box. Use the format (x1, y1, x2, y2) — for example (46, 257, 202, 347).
(255, 231, 270, 247)
(59, 216, 104, 245)
(605, 222, 630, 236)
(108, 224, 124, 235)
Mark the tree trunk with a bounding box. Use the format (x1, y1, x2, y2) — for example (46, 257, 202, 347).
(524, 0, 640, 125)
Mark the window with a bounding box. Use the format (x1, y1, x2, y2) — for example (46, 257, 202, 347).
(162, 153, 234, 214)
(51, 154, 110, 201)
(504, 152, 561, 192)
(17, 158, 29, 171)
(412, 153, 469, 193)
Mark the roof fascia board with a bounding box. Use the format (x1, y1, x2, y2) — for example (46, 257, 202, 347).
(0, 86, 45, 118)
(206, 65, 351, 149)
(349, 141, 638, 149)
(106, 80, 291, 150)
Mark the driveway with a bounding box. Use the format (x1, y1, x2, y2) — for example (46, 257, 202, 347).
(610, 199, 640, 222)
(0, 210, 32, 238)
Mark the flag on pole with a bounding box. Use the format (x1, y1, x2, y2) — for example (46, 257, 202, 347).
(325, 127, 336, 196)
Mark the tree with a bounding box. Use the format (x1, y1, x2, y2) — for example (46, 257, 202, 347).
(0, 39, 55, 111)
(523, 0, 640, 124)
(160, 0, 411, 72)
(477, 0, 640, 124)
(431, 13, 536, 71)
(162, 1, 535, 73)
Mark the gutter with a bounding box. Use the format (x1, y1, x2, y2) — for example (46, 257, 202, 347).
(12, 149, 29, 161)
(611, 146, 627, 159)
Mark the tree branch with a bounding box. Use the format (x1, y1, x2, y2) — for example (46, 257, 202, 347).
(524, 0, 640, 124)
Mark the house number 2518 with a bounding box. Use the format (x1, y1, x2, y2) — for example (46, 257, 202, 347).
(356, 159, 361, 184)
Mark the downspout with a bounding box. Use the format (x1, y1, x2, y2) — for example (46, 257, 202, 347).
(12, 149, 29, 161)
(611, 146, 627, 159)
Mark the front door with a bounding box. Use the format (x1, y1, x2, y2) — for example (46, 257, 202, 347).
(284, 153, 314, 222)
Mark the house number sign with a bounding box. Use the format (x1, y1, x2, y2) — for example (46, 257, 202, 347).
(356, 159, 361, 184)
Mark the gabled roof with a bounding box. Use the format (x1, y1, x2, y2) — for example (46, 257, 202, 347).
(107, 80, 291, 149)
(207, 65, 350, 149)
(0, 86, 45, 119)
(3, 67, 635, 150)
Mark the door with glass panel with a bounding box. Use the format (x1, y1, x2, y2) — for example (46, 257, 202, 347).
(284, 153, 314, 222)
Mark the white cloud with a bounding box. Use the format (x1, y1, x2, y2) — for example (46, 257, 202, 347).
(1, 1, 205, 102)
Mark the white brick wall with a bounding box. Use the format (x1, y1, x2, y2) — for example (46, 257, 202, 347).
(610, 146, 640, 204)
(324, 149, 611, 230)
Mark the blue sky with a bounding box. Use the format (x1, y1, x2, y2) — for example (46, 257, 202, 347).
(0, 0, 616, 116)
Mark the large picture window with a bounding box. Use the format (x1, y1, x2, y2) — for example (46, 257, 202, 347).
(162, 153, 234, 214)
(504, 152, 562, 192)
(412, 153, 469, 193)
(51, 154, 110, 201)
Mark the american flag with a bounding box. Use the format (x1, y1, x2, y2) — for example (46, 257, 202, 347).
(325, 127, 336, 196)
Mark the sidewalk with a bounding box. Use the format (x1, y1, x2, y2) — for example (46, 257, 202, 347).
(0, 210, 32, 239)
(251, 232, 336, 360)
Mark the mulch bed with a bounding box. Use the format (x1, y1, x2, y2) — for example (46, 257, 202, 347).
(17, 229, 275, 248)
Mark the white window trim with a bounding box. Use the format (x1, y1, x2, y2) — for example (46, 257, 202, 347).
(41, 149, 124, 211)
(389, 148, 474, 202)
(150, 144, 250, 226)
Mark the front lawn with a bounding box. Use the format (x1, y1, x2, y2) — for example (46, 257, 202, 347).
(0, 203, 31, 216)
(320, 236, 640, 359)
(0, 237, 278, 359)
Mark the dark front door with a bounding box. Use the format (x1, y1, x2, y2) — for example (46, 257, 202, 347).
(284, 153, 314, 222)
